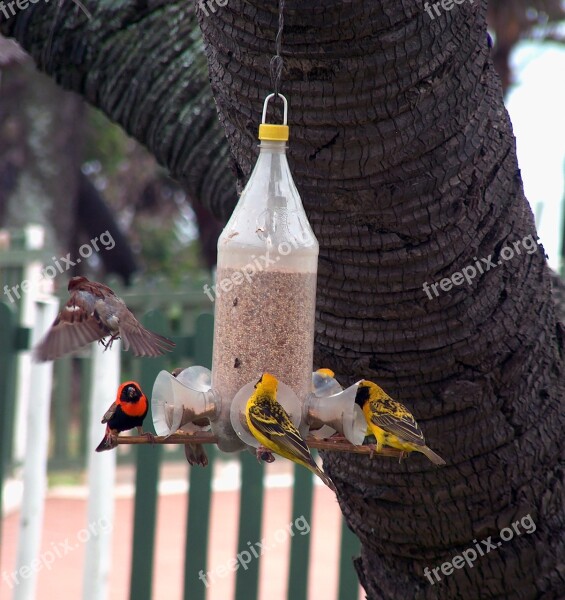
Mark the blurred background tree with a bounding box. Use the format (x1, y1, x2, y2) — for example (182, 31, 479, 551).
(488, 0, 565, 91)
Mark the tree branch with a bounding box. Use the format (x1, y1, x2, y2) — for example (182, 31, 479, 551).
(0, 1, 237, 220)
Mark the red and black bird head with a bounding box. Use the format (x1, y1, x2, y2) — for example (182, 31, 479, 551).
(119, 382, 144, 403)
(95, 381, 149, 452)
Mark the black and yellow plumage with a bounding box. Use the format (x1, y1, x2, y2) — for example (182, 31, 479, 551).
(312, 368, 335, 386)
(355, 380, 446, 466)
(246, 373, 336, 492)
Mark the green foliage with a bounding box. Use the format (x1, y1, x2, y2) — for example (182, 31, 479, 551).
(135, 219, 202, 284)
(84, 108, 127, 176)
(82, 106, 205, 280)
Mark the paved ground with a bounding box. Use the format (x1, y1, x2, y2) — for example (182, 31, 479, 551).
(1, 461, 361, 600)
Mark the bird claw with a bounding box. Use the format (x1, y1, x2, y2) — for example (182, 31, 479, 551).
(137, 427, 155, 445)
(256, 446, 275, 463)
(99, 334, 121, 351)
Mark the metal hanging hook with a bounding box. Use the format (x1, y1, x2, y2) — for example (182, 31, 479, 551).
(270, 0, 285, 98)
(262, 93, 288, 125)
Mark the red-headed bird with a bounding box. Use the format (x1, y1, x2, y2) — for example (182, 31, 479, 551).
(96, 381, 153, 452)
(34, 276, 175, 361)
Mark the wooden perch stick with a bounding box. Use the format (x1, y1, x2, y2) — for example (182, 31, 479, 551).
(116, 432, 403, 457)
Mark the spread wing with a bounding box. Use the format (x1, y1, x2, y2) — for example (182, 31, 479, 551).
(101, 401, 118, 424)
(369, 397, 426, 446)
(33, 295, 110, 361)
(117, 309, 176, 357)
(248, 397, 314, 466)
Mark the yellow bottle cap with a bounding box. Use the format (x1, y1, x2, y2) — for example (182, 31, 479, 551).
(259, 93, 289, 141)
(258, 123, 289, 141)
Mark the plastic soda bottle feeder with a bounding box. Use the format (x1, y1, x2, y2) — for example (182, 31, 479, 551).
(151, 93, 366, 453)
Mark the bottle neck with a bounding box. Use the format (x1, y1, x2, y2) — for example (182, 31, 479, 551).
(258, 140, 287, 153)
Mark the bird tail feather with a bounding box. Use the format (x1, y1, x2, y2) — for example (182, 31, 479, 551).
(419, 446, 446, 466)
(184, 443, 209, 467)
(121, 327, 175, 357)
(310, 465, 337, 492)
(95, 431, 118, 452)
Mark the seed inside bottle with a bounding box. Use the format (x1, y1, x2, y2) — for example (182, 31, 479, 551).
(211, 268, 317, 405)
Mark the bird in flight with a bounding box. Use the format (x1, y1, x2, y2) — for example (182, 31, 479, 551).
(34, 276, 175, 361)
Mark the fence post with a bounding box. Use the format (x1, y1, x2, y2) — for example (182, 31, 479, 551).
(13, 296, 59, 600)
(234, 453, 264, 600)
(129, 311, 167, 600)
(11, 226, 49, 468)
(83, 341, 120, 600)
(183, 313, 214, 600)
(287, 465, 314, 600)
(0, 301, 17, 564)
(337, 522, 361, 600)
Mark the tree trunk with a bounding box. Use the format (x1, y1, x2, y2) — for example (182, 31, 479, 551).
(2, 1, 564, 598)
(198, 3, 564, 598)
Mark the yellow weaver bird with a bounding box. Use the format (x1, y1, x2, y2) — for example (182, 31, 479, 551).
(245, 373, 337, 492)
(314, 367, 335, 379)
(312, 368, 341, 395)
(354, 380, 446, 466)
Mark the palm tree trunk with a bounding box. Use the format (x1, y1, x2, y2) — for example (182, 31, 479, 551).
(197, 2, 565, 597)
(2, 1, 564, 597)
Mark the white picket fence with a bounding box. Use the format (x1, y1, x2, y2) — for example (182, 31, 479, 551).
(1, 225, 119, 600)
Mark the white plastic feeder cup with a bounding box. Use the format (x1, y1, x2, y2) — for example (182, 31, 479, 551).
(306, 382, 367, 446)
(309, 370, 344, 440)
(230, 378, 303, 448)
(151, 366, 219, 437)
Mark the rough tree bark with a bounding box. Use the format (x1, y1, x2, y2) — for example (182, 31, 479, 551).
(1, 1, 563, 598)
